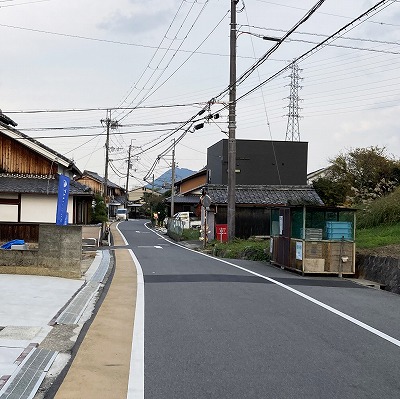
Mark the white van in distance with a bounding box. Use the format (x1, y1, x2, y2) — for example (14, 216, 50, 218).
(116, 208, 128, 221)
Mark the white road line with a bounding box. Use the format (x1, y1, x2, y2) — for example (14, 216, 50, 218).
(116, 222, 129, 246)
(146, 223, 400, 349)
(126, 249, 145, 399)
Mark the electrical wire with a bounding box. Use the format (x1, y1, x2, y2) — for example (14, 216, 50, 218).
(241, 25, 400, 48)
(233, 0, 397, 106)
(0, 0, 50, 8)
(3, 103, 206, 114)
(214, 0, 327, 103)
(253, 0, 400, 27)
(117, 0, 216, 123)
(114, 0, 188, 114)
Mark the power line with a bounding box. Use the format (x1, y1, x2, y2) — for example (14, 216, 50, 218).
(13, 127, 185, 140)
(241, 25, 400, 47)
(214, 0, 327, 103)
(19, 120, 191, 131)
(234, 0, 397, 105)
(3, 103, 205, 114)
(0, 0, 50, 8)
(241, 30, 400, 55)
(253, 0, 400, 27)
(117, 2, 225, 123)
(114, 0, 200, 117)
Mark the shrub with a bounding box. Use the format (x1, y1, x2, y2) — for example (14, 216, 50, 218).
(357, 186, 400, 228)
(212, 239, 270, 262)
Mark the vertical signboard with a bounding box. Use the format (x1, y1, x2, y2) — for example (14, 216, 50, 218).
(56, 175, 70, 225)
(215, 224, 228, 242)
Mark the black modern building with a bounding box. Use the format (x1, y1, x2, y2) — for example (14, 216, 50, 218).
(207, 139, 308, 185)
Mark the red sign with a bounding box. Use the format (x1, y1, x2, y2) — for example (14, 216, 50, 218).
(215, 224, 228, 242)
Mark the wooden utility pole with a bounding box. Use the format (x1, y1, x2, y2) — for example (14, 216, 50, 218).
(101, 110, 111, 201)
(101, 110, 119, 218)
(171, 138, 176, 217)
(125, 143, 132, 206)
(227, 0, 237, 241)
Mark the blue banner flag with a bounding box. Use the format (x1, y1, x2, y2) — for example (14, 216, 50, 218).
(56, 175, 70, 225)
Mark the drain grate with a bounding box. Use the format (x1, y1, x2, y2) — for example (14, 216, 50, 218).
(55, 250, 111, 325)
(0, 348, 57, 399)
(91, 250, 110, 283)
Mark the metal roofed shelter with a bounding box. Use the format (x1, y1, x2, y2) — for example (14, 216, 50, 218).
(270, 205, 356, 275)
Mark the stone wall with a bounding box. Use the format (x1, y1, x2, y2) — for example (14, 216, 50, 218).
(0, 224, 82, 278)
(356, 253, 400, 295)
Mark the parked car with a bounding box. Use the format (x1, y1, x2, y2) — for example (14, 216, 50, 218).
(172, 212, 201, 229)
(116, 208, 128, 221)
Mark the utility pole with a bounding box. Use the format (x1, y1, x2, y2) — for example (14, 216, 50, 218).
(101, 110, 119, 214)
(171, 138, 176, 217)
(101, 110, 111, 201)
(227, 0, 237, 241)
(125, 143, 132, 207)
(151, 174, 154, 224)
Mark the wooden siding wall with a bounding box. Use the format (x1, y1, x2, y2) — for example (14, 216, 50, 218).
(0, 223, 40, 243)
(214, 206, 270, 238)
(0, 133, 56, 175)
(76, 177, 103, 194)
(179, 174, 207, 194)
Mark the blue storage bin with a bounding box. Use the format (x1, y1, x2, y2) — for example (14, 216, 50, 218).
(325, 221, 353, 240)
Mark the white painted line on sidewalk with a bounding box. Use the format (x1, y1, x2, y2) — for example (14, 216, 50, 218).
(126, 248, 145, 399)
(146, 223, 400, 349)
(116, 222, 129, 246)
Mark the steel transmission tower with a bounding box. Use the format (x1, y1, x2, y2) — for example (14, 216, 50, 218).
(285, 62, 302, 141)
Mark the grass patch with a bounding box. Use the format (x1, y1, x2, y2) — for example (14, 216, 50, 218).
(181, 228, 200, 241)
(210, 238, 270, 262)
(356, 223, 400, 248)
(357, 186, 400, 228)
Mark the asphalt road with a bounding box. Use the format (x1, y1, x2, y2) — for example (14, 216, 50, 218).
(119, 219, 400, 399)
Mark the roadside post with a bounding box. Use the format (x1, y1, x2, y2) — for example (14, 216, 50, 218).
(200, 190, 212, 249)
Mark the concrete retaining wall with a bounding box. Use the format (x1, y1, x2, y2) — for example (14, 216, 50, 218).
(356, 253, 400, 295)
(0, 224, 82, 278)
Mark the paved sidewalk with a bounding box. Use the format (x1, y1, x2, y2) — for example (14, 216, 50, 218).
(54, 222, 138, 399)
(0, 226, 116, 399)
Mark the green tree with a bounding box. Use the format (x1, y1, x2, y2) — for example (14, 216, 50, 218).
(90, 194, 108, 223)
(317, 146, 400, 206)
(312, 177, 347, 206)
(142, 191, 167, 224)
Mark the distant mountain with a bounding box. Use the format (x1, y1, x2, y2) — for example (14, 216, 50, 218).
(146, 168, 196, 191)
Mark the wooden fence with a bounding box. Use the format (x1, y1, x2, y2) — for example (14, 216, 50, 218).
(0, 223, 40, 243)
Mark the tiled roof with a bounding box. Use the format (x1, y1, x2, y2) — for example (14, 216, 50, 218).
(82, 170, 123, 189)
(165, 194, 200, 204)
(206, 184, 324, 206)
(0, 174, 93, 195)
(0, 111, 17, 127)
(109, 195, 126, 205)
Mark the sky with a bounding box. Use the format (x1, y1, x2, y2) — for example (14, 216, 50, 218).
(1, 0, 400, 190)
